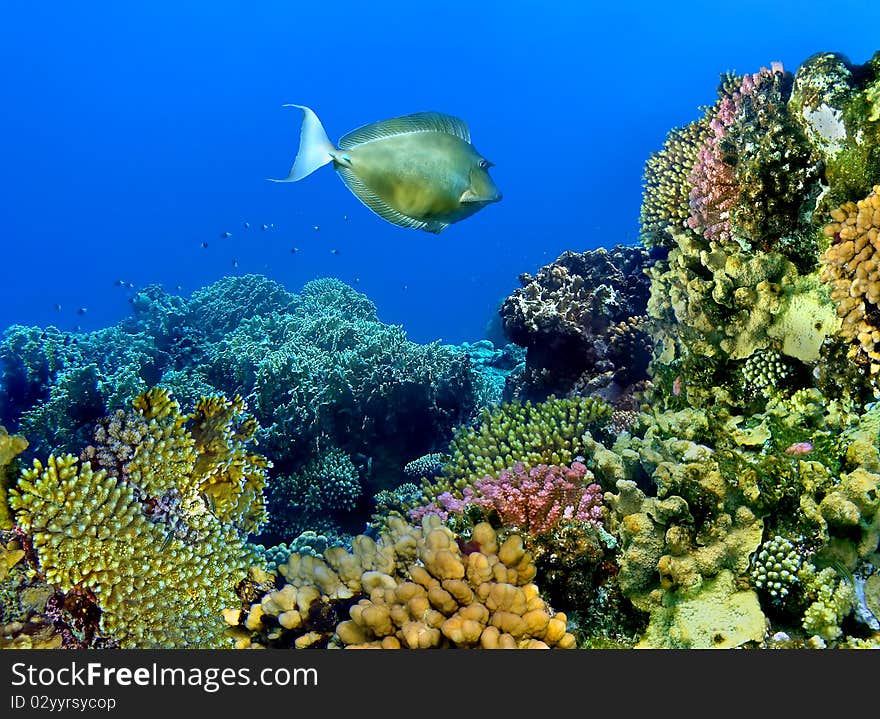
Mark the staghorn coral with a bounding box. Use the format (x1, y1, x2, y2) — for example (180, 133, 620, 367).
(499, 246, 654, 403)
(7, 388, 269, 648)
(233, 515, 576, 649)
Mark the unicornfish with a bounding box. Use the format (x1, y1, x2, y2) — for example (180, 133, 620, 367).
(269, 105, 502, 234)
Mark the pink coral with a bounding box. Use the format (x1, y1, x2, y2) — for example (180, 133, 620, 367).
(686, 65, 782, 243)
(408, 491, 470, 524)
(469, 461, 604, 535)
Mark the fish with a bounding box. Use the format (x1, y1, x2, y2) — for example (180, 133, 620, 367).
(270, 105, 502, 234)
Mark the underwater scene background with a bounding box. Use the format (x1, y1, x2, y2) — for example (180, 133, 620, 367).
(3, 1, 880, 649)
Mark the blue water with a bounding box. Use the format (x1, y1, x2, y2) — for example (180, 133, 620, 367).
(2, 1, 879, 344)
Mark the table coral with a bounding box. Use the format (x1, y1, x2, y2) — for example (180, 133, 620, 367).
(7, 388, 269, 648)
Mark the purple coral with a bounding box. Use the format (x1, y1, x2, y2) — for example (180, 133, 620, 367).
(470, 461, 604, 535)
(687, 64, 783, 243)
(411, 461, 605, 536)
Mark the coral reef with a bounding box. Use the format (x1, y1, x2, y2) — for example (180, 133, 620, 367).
(230, 515, 576, 649)
(6, 49, 880, 652)
(6, 388, 268, 648)
(499, 246, 654, 403)
(0, 275, 493, 540)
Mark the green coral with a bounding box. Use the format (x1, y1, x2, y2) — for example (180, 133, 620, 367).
(6, 388, 269, 648)
(265, 438, 362, 540)
(422, 396, 612, 503)
(640, 117, 712, 248)
(751, 534, 802, 600)
(799, 564, 856, 641)
(741, 350, 793, 400)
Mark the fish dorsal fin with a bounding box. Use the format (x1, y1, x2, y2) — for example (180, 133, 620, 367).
(338, 112, 470, 150)
(336, 166, 449, 234)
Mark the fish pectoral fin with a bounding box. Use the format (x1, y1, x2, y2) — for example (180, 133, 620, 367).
(425, 220, 450, 234)
(337, 167, 435, 232)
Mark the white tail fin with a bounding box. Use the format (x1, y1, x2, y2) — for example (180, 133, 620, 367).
(268, 104, 336, 183)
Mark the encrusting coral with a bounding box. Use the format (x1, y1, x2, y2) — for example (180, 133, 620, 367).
(7, 387, 269, 648)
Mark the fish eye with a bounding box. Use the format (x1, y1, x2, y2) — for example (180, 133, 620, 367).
(479, 159, 489, 169)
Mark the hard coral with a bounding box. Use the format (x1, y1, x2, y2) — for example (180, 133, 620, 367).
(821, 185, 880, 382)
(465, 461, 604, 537)
(640, 117, 712, 249)
(0, 426, 27, 530)
(420, 396, 612, 507)
(7, 388, 268, 647)
(499, 246, 653, 402)
(240, 516, 576, 649)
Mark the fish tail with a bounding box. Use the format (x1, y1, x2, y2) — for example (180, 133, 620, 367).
(268, 104, 336, 182)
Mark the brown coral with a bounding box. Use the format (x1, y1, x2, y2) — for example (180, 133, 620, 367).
(821, 185, 880, 376)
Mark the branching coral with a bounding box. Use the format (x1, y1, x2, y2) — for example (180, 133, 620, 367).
(499, 246, 653, 402)
(420, 396, 612, 506)
(640, 117, 712, 248)
(414, 461, 604, 537)
(265, 438, 362, 540)
(7, 388, 269, 648)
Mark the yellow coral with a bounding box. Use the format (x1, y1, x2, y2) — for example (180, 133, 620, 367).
(254, 517, 575, 649)
(6, 389, 269, 648)
(821, 185, 880, 378)
(0, 425, 28, 530)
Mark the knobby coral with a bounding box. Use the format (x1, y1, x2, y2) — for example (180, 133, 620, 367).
(231, 515, 576, 649)
(821, 185, 880, 380)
